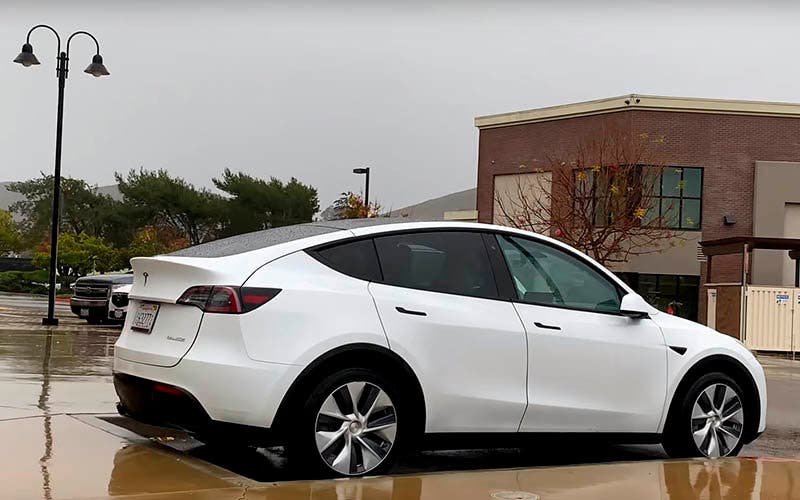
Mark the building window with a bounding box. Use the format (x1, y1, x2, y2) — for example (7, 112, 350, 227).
(574, 167, 646, 227)
(616, 272, 700, 321)
(579, 166, 703, 230)
(645, 166, 703, 230)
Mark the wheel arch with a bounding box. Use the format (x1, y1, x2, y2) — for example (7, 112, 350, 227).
(665, 354, 761, 442)
(272, 343, 426, 440)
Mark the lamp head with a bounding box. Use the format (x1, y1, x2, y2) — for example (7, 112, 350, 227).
(13, 43, 40, 67)
(84, 53, 110, 77)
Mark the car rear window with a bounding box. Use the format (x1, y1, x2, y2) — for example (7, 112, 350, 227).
(373, 231, 498, 299)
(170, 225, 339, 258)
(311, 239, 382, 282)
(168, 219, 411, 258)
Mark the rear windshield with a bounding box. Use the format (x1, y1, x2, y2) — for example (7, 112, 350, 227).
(168, 219, 409, 258)
(169, 225, 338, 258)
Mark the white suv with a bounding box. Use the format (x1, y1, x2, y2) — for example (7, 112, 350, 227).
(113, 220, 766, 477)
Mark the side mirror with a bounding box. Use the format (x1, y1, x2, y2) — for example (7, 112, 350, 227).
(620, 293, 652, 319)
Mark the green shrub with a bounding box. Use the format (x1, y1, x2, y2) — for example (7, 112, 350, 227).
(0, 270, 51, 294)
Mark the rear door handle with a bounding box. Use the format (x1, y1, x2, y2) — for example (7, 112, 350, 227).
(534, 321, 561, 331)
(396, 306, 427, 317)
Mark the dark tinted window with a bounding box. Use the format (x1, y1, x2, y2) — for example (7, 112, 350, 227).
(314, 239, 382, 281)
(374, 231, 498, 299)
(169, 219, 412, 258)
(171, 224, 338, 258)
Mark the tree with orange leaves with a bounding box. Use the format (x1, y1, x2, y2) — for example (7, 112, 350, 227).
(331, 192, 383, 219)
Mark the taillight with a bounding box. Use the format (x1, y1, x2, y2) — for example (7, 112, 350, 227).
(205, 286, 242, 313)
(239, 287, 281, 312)
(177, 286, 215, 309)
(177, 286, 280, 314)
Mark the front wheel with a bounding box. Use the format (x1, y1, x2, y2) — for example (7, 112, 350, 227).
(663, 372, 746, 458)
(286, 368, 403, 477)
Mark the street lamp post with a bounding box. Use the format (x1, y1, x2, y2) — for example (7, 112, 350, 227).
(352, 167, 370, 213)
(13, 25, 110, 326)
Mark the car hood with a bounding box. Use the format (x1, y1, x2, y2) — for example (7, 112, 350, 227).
(112, 284, 133, 294)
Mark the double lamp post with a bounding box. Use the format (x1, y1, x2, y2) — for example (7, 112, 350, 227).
(13, 24, 110, 325)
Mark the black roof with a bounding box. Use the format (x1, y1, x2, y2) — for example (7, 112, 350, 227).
(169, 218, 416, 258)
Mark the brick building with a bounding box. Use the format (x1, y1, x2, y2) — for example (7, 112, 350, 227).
(475, 94, 800, 323)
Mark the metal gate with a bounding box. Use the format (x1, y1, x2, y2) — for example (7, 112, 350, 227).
(744, 286, 800, 352)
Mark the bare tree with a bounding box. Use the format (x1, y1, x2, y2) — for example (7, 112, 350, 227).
(494, 128, 684, 266)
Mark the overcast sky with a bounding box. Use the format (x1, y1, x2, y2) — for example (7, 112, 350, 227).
(1, 0, 799, 211)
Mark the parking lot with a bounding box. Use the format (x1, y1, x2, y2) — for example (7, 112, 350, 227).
(2, 293, 800, 498)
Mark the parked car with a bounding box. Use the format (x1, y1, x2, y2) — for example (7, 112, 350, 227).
(71, 274, 134, 324)
(108, 283, 133, 322)
(113, 220, 766, 477)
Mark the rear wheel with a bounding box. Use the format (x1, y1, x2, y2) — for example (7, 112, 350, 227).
(286, 367, 403, 477)
(663, 372, 746, 458)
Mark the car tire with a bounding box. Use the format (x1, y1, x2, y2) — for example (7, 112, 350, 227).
(286, 367, 404, 478)
(663, 372, 747, 459)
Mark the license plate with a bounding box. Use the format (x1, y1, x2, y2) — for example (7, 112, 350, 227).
(80, 308, 89, 316)
(131, 303, 159, 333)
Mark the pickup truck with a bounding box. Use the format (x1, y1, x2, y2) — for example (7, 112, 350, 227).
(70, 274, 134, 324)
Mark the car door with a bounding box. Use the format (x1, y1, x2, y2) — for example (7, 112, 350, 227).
(494, 233, 668, 433)
(368, 230, 528, 433)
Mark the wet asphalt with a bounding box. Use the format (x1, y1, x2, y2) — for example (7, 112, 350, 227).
(1, 293, 800, 499)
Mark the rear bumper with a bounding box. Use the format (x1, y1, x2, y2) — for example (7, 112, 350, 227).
(114, 373, 274, 443)
(114, 372, 210, 429)
(112, 319, 304, 430)
(70, 298, 108, 318)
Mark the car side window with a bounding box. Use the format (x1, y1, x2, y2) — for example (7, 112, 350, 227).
(312, 239, 382, 281)
(374, 231, 498, 299)
(497, 234, 621, 313)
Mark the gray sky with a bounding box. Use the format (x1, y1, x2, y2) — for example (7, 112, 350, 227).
(1, 0, 798, 211)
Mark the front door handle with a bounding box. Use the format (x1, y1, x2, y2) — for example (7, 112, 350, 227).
(396, 306, 427, 317)
(534, 321, 561, 331)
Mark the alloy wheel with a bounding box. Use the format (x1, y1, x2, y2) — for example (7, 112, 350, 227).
(314, 381, 397, 475)
(691, 383, 744, 458)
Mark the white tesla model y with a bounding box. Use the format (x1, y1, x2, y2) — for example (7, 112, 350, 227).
(113, 220, 766, 477)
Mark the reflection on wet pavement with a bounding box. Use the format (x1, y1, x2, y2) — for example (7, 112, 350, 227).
(3, 415, 800, 500)
(0, 326, 120, 420)
(0, 415, 242, 499)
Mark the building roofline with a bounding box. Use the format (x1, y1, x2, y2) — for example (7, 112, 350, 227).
(474, 94, 800, 129)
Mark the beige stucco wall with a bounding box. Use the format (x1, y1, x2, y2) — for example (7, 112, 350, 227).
(443, 210, 478, 221)
(609, 232, 702, 276)
(493, 172, 551, 231)
(752, 161, 800, 285)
